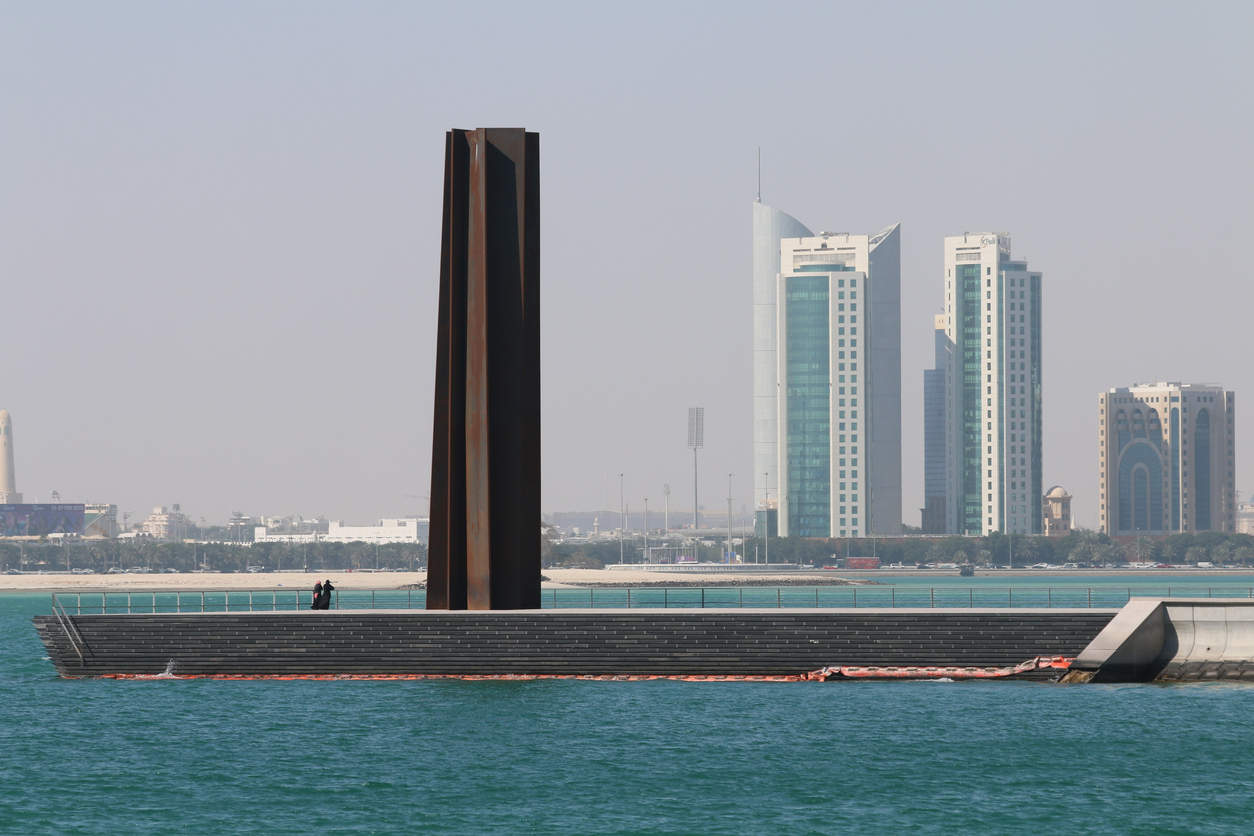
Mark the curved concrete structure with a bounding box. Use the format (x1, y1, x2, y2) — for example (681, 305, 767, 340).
(1067, 598, 1254, 682)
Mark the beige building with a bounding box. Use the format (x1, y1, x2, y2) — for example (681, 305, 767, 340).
(140, 505, 194, 540)
(1237, 501, 1254, 535)
(1042, 486, 1072, 537)
(1099, 382, 1236, 535)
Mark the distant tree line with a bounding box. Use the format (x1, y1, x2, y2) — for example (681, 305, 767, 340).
(0, 540, 427, 574)
(12, 529, 1246, 574)
(740, 530, 1254, 568)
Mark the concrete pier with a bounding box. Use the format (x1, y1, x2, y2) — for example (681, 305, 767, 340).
(34, 608, 1115, 679)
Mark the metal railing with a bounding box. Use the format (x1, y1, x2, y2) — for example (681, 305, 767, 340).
(50, 586, 1254, 615)
(50, 594, 89, 662)
(53, 588, 350, 614)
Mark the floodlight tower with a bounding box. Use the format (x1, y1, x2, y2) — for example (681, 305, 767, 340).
(688, 408, 704, 530)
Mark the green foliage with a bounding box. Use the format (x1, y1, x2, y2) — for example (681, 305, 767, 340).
(553, 552, 605, 569)
(731, 530, 1254, 569)
(546, 540, 627, 567)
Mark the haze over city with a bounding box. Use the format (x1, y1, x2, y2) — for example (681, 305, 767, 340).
(2, 2, 1251, 530)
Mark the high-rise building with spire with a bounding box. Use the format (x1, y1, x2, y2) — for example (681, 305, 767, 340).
(753, 202, 812, 536)
(753, 201, 902, 538)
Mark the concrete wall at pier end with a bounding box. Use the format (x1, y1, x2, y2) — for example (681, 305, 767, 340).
(1067, 599, 1254, 682)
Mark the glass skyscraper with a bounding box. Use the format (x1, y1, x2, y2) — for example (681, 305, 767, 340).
(753, 202, 813, 537)
(755, 211, 901, 539)
(935, 233, 1042, 535)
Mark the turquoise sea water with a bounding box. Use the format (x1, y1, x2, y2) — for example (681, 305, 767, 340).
(45, 573, 1254, 614)
(5, 591, 1254, 835)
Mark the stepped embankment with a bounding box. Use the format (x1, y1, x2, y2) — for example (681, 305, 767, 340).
(35, 608, 1114, 679)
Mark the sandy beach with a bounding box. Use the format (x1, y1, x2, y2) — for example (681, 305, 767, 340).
(0, 568, 838, 593)
(0, 571, 426, 593)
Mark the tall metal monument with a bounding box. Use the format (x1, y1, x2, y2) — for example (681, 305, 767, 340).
(427, 128, 541, 610)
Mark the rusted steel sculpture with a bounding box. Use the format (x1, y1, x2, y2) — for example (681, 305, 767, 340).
(427, 128, 541, 610)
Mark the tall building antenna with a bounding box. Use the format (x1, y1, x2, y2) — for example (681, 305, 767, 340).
(756, 147, 761, 203)
(688, 408, 704, 529)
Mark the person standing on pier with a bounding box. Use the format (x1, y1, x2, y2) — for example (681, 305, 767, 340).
(317, 579, 335, 610)
(310, 581, 323, 610)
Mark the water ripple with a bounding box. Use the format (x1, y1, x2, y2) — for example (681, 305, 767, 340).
(4, 593, 1254, 834)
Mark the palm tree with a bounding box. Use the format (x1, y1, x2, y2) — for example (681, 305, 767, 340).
(1016, 536, 1043, 566)
(1130, 537, 1158, 563)
(1097, 543, 1127, 567)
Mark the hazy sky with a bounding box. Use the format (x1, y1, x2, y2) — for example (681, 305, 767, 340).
(2, 1, 1251, 529)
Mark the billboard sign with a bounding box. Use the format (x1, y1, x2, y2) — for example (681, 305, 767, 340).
(0, 504, 86, 537)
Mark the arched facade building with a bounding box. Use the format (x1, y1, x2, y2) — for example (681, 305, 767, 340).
(1099, 383, 1236, 535)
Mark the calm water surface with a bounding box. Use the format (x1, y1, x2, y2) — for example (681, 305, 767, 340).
(4, 591, 1254, 835)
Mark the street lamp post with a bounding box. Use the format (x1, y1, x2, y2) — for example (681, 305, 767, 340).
(619, 473, 625, 564)
(643, 498, 649, 563)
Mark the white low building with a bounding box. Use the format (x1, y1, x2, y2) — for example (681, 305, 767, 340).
(252, 528, 318, 544)
(324, 518, 424, 544)
(254, 518, 426, 545)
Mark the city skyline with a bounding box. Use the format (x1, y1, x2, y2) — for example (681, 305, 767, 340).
(2, 4, 1251, 528)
